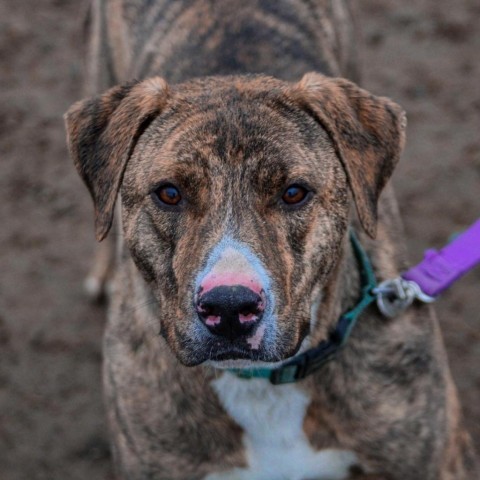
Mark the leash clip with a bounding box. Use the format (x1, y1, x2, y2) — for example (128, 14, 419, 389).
(374, 277, 435, 318)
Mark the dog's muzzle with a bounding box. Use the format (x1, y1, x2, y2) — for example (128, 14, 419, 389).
(187, 238, 277, 363)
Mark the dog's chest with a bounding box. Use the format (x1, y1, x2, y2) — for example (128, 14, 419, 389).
(206, 373, 357, 480)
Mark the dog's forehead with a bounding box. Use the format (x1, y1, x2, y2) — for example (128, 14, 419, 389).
(137, 78, 335, 180)
(168, 82, 301, 147)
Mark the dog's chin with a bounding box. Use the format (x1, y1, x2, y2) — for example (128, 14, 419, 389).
(172, 318, 313, 367)
(175, 334, 309, 369)
(176, 345, 279, 367)
(205, 357, 290, 370)
(204, 333, 313, 370)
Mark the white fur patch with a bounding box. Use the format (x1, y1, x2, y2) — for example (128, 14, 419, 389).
(205, 373, 358, 480)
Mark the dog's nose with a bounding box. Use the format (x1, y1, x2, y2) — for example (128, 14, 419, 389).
(196, 285, 265, 340)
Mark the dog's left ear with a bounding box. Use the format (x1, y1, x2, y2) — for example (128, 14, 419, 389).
(293, 72, 407, 238)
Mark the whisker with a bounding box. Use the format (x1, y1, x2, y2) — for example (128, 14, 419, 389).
(122, 299, 158, 315)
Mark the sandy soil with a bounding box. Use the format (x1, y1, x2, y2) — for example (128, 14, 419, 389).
(0, 0, 478, 478)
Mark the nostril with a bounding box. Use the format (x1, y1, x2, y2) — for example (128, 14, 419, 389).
(197, 303, 214, 315)
(237, 300, 261, 321)
(204, 315, 221, 326)
(239, 312, 258, 324)
(196, 302, 219, 320)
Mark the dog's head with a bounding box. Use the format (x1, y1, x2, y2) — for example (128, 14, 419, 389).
(65, 74, 405, 366)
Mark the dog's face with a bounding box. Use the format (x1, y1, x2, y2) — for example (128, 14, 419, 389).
(120, 77, 350, 365)
(65, 74, 405, 366)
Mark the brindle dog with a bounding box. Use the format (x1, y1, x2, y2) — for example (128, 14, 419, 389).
(65, 1, 478, 479)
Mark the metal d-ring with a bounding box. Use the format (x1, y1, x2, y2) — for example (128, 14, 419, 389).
(373, 277, 436, 318)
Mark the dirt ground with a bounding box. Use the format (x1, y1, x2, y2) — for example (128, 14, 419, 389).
(0, 0, 478, 479)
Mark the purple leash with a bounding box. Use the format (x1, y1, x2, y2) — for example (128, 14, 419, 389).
(375, 219, 480, 318)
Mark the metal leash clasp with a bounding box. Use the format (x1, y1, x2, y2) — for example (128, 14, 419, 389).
(374, 277, 436, 318)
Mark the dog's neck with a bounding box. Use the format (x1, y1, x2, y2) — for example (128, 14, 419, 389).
(306, 231, 362, 349)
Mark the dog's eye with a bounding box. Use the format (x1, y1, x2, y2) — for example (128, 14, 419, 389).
(153, 184, 182, 206)
(281, 185, 310, 206)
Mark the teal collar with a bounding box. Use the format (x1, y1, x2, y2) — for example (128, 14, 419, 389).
(228, 231, 377, 385)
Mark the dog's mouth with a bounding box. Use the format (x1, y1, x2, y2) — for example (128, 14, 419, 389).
(200, 330, 270, 363)
(208, 346, 262, 362)
(175, 324, 278, 366)
(174, 319, 306, 368)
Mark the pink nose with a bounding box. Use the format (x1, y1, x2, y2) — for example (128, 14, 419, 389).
(199, 273, 264, 297)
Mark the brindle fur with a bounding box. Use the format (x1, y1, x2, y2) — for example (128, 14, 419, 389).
(65, 1, 478, 479)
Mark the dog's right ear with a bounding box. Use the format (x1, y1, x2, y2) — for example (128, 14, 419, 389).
(64, 77, 169, 241)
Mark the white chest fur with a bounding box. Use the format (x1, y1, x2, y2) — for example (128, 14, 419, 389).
(206, 373, 357, 480)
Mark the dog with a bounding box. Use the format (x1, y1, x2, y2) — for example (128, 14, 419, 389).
(65, 1, 478, 478)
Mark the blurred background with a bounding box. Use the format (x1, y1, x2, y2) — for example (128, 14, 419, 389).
(0, 0, 479, 478)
